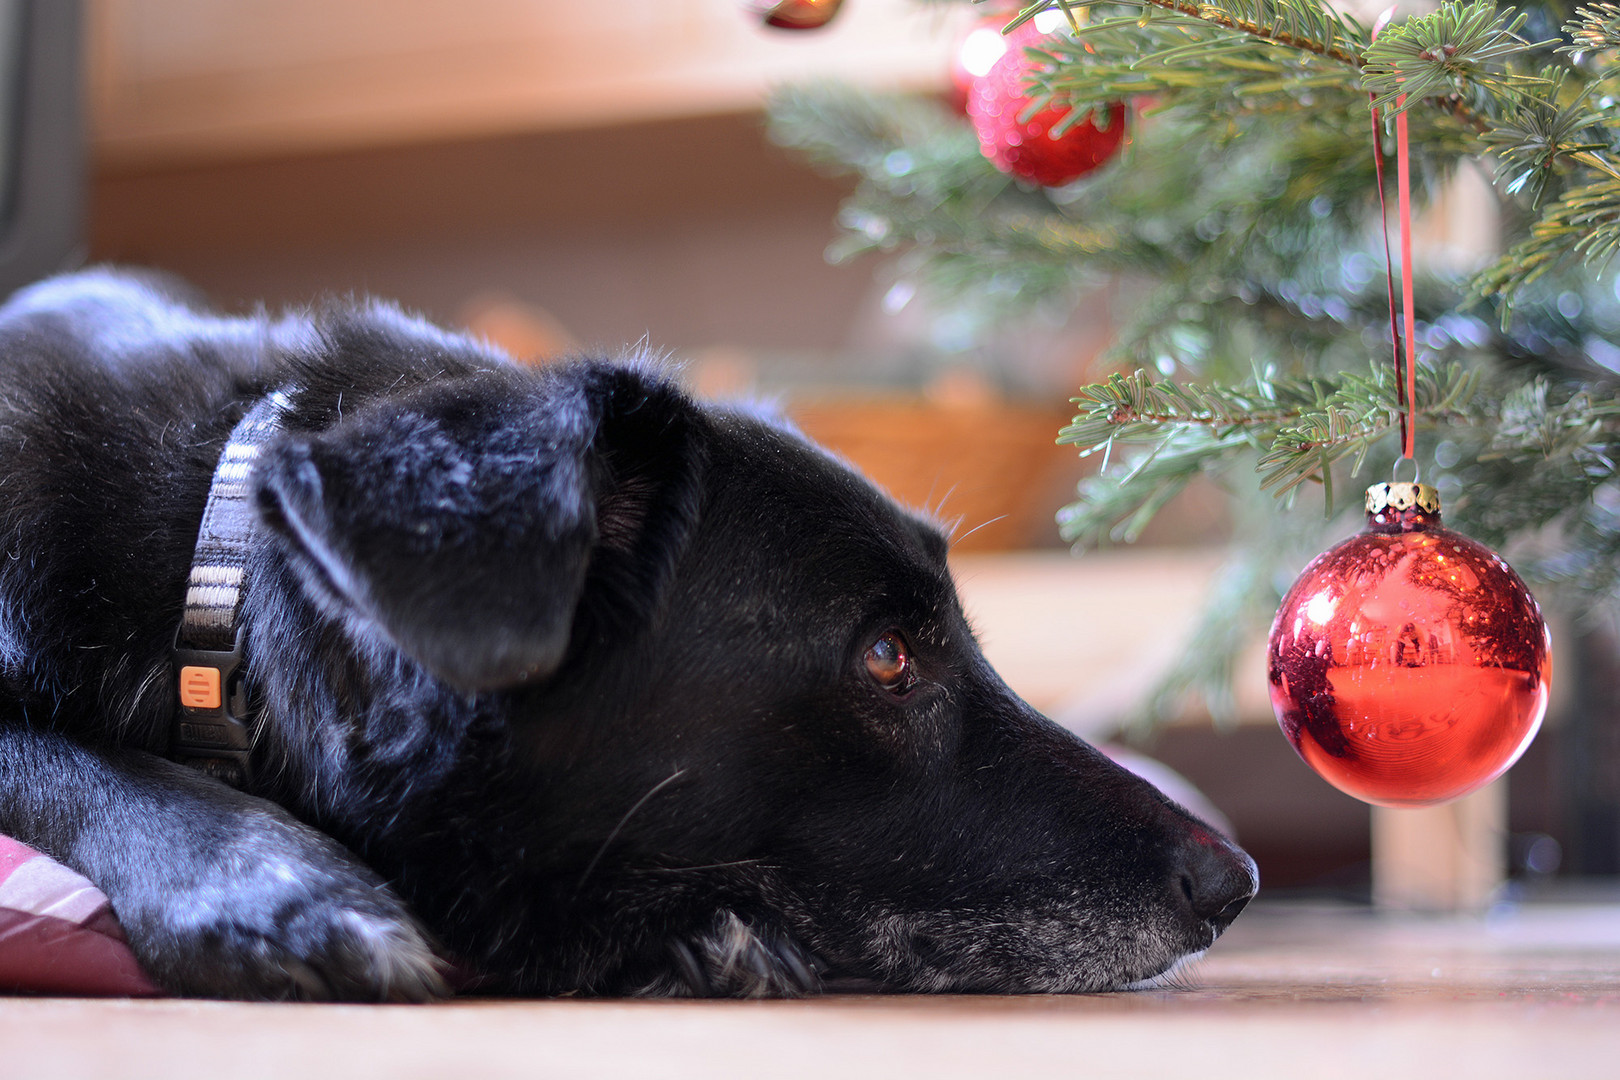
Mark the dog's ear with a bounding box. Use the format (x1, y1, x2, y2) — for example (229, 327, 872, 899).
(253, 363, 700, 692)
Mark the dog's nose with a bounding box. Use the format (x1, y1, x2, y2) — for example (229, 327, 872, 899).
(1172, 828, 1259, 936)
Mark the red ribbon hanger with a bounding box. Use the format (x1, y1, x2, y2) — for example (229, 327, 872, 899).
(1370, 8, 1418, 465)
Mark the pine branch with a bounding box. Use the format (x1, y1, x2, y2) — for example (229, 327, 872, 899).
(991, 3, 1620, 320)
(1008, 0, 1518, 137)
(1060, 368, 1317, 449)
(1433, 376, 1620, 572)
(1059, 362, 1485, 541)
(1470, 150, 1620, 314)
(1005, 0, 1368, 68)
(1361, 0, 1548, 115)
(1258, 363, 1484, 494)
(1031, 17, 1370, 127)
(1480, 70, 1608, 204)
(769, 84, 1405, 322)
(1056, 427, 1242, 546)
(1562, 2, 1620, 53)
(1485, 375, 1620, 460)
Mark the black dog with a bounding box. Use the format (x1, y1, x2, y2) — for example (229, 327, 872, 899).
(0, 268, 1256, 1000)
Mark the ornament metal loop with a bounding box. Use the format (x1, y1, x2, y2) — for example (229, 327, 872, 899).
(1390, 456, 1421, 484)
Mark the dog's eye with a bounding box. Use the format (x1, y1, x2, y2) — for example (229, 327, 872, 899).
(864, 631, 915, 695)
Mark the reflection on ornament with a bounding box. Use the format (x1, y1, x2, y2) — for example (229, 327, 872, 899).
(948, 21, 1010, 112)
(748, 0, 845, 30)
(959, 25, 1009, 78)
(964, 18, 1127, 186)
(1267, 482, 1551, 808)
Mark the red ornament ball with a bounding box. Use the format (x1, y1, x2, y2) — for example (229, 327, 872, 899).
(965, 23, 1126, 187)
(948, 17, 1011, 113)
(1267, 482, 1551, 808)
(748, 0, 845, 30)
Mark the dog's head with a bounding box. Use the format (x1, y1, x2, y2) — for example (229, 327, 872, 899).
(252, 354, 1257, 995)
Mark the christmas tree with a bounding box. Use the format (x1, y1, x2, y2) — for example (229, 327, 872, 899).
(767, 0, 1620, 733)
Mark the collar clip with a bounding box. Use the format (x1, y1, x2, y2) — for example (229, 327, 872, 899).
(173, 629, 252, 788)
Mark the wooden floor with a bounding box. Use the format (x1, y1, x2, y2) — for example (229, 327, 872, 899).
(6, 899, 1620, 1080)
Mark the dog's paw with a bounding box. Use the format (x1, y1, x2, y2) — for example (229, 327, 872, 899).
(117, 809, 448, 1002)
(643, 911, 821, 998)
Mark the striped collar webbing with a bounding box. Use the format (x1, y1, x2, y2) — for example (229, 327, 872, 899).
(171, 388, 293, 787)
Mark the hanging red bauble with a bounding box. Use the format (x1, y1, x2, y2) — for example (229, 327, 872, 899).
(747, 0, 845, 30)
(1267, 482, 1551, 808)
(948, 17, 1011, 113)
(965, 20, 1126, 186)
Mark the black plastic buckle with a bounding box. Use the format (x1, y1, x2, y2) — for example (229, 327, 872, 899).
(172, 630, 254, 788)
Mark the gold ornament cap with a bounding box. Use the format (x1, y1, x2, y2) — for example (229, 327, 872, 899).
(1365, 481, 1440, 515)
(1365, 481, 1441, 533)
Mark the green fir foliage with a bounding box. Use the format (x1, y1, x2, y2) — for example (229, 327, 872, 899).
(768, 0, 1620, 729)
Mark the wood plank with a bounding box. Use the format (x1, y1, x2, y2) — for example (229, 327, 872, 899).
(6, 902, 1619, 1080)
(89, 0, 970, 166)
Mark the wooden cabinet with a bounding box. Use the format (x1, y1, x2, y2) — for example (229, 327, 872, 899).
(88, 0, 966, 166)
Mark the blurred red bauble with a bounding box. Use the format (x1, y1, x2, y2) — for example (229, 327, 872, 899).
(748, 0, 845, 30)
(965, 19, 1126, 186)
(948, 17, 1011, 112)
(1267, 482, 1551, 808)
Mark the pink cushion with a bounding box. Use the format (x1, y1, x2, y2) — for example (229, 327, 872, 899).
(0, 836, 159, 996)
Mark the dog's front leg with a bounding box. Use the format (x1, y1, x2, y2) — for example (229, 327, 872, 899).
(0, 722, 447, 1001)
(646, 910, 823, 998)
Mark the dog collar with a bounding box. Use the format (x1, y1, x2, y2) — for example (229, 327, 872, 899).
(171, 389, 293, 788)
